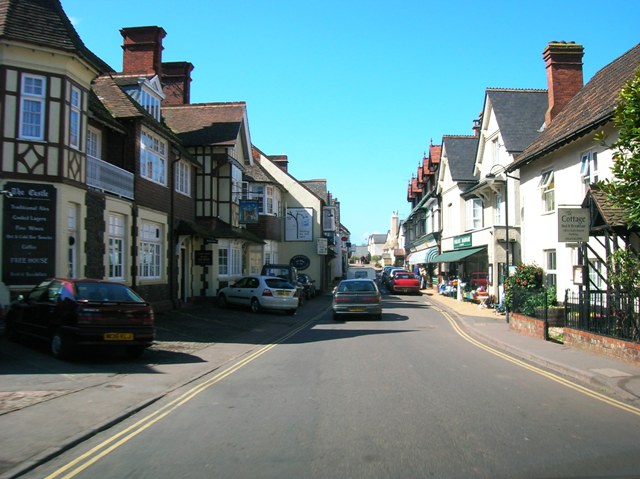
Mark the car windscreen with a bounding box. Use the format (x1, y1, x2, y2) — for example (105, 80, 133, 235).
(75, 283, 145, 303)
(396, 273, 414, 279)
(338, 281, 376, 292)
(264, 278, 295, 289)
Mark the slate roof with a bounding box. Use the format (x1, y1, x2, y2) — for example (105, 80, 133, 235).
(442, 135, 479, 182)
(300, 180, 327, 200)
(243, 160, 279, 184)
(513, 43, 640, 169)
(162, 102, 247, 147)
(486, 89, 548, 153)
(0, 0, 111, 73)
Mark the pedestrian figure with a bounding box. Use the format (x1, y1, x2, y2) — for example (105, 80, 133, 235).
(419, 265, 427, 289)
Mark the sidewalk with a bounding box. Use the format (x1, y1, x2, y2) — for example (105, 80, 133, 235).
(421, 288, 640, 403)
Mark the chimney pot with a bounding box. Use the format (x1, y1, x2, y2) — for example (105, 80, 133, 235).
(543, 41, 584, 125)
(121, 26, 167, 76)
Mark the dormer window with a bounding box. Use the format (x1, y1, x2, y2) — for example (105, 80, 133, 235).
(123, 76, 165, 121)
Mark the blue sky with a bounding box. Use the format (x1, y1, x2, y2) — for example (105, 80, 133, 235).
(62, 0, 639, 245)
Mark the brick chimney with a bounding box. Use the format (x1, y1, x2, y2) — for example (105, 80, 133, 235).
(270, 155, 288, 173)
(161, 61, 194, 105)
(121, 26, 166, 76)
(543, 41, 584, 126)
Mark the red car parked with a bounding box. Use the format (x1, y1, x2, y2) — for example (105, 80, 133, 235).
(388, 271, 421, 294)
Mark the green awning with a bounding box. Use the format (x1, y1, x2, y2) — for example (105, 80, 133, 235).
(432, 246, 486, 263)
(407, 246, 439, 265)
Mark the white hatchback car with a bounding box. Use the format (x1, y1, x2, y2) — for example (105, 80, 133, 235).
(217, 275, 299, 315)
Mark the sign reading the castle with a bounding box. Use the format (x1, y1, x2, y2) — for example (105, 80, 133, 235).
(558, 208, 589, 242)
(3, 182, 57, 285)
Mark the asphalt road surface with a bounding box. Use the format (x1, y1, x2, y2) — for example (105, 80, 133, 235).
(22, 293, 640, 478)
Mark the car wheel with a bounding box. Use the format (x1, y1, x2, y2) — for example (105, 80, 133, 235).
(250, 297, 261, 313)
(51, 330, 73, 360)
(285, 308, 297, 316)
(375, 313, 383, 320)
(218, 293, 227, 308)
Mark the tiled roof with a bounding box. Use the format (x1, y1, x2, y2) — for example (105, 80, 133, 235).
(87, 90, 126, 134)
(92, 74, 194, 161)
(300, 179, 327, 199)
(486, 89, 548, 153)
(162, 102, 246, 147)
(513, 43, 640, 169)
(442, 135, 478, 182)
(582, 184, 635, 233)
(92, 75, 143, 119)
(0, 0, 111, 73)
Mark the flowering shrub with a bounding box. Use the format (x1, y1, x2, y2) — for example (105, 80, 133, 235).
(505, 263, 544, 311)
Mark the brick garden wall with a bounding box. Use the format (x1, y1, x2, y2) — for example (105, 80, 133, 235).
(564, 328, 640, 364)
(509, 313, 546, 339)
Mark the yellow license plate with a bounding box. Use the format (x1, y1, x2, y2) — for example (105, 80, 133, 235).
(104, 333, 134, 341)
(276, 291, 289, 296)
(348, 307, 365, 312)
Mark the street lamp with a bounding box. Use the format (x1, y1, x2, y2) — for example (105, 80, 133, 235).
(485, 164, 519, 323)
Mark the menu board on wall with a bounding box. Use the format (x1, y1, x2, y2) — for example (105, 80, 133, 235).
(2, 182, 56, 285)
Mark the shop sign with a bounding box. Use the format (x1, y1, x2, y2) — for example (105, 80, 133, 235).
(317, 238, 328, 255)
(558, 208, 589, 242)
(453, 233, 472, 249)
(2, 182, 56, 285)
(194, 250, 213, 266)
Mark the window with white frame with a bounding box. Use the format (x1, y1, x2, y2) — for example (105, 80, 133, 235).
(466, 198, 483, 230)
(67, 204, 79, 278)
(86, 127, 101, 159)
(243, 183, 265, 213)
(140, 129, 167, 185)
(139, 221, 162, 279)
(108, 214, 125, 280)
(231, 245, 242, 276)
(580, 151, 599, 185)
(539, 170, 555, 213)
(218, 248, 229, 275)
(231, 165, 243, 203)
(545, 249, 556, 287)
(492, 137, 500, 165)
(69, 86, 81, 149)
(265, 185, 274, 214)
(494, 190, 503, 225)
(175, 160, 191, 196)
(20, 74, 46, 140)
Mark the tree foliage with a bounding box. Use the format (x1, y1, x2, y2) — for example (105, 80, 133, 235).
(597, 68, 640, 228)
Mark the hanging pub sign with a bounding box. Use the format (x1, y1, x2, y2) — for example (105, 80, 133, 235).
(322, 206, 336, 232)
(558, 208, 589, 242)
(2, 182, 56, 285)
(239, 200, 260, 224)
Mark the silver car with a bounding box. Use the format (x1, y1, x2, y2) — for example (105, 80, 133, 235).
(217, 276, 299, 315)
(332, 278, 383, 321)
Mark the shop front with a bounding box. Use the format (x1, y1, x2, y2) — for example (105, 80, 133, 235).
(433, 244, 489, 302)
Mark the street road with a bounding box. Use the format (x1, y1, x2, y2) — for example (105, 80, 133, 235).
(25, 293, 640, 478)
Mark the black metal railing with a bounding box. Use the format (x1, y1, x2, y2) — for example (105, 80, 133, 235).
(565, 290, 640, 343)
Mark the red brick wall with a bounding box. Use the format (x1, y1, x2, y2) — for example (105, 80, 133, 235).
(564, 328, 640, 364)
(510, 313, 546, 339)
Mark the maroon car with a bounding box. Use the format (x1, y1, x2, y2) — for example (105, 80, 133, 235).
(5, 278, 155, 359)
(388, 271, 421, 294)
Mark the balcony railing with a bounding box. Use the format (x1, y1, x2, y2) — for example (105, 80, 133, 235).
(87, 155, 134, 199)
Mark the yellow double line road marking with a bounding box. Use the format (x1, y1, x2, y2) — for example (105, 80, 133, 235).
(46, 317, 317, 479)
(431, 302, 640, 418)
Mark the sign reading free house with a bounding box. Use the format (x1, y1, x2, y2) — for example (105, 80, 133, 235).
(558, 208, 590, 242)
